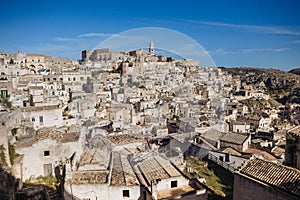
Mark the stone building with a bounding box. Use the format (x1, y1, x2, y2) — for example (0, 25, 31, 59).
(24, 54, 77, 74)
(149, 40, 154, 55)
(231, 121, 251, 133)
(14, 128, 80, 181)
(0, 64, 21, 78)
(66, 151, 140, 200)
(0, 79, 13, 98)
(106, 103, 133, 130)
(82, 49, 121, 63)
(65, 151, 207, 200)
(285, 126, 300, 169)
(68, 94, 96, 119)
(25, 54, 46, 73)
(0, 110, 22, 167)
(219, 132, 251, 153)
(233, 158, 300, 200)
(132, 153, 207, 200)
(21, 105, 63, 129)
(208, 148, 248, 172)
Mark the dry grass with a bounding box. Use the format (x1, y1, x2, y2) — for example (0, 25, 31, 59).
(183, 156, 233, 200)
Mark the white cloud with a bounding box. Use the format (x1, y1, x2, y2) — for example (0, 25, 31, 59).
(189, 20, 300, 36)
(53, 32, 115, 44)
(213, 48, 228, 55)
(54, 32, 115, 42)
(77, 32, 115, 38)
(54, 37, 76, 42)
(241, 48, 288, 53)
(209, 48, 288, 55)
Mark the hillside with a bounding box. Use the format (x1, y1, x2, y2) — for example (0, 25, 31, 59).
(221, 67, 300, 104)
(289, 68, 300, 76)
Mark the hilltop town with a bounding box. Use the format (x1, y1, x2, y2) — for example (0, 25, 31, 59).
(0, 42, 300, 200)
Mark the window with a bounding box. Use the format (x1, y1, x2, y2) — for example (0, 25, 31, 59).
(171, 180, 177, 188)
(39, 116, 44, 123)
(225, 153, 230, 162)
(219, 156, 224, 162)
(44, 150, 50, 156)
(1, 90, 8, 97)
(123, 190, 130, 198)
(32, 117, 35, 122)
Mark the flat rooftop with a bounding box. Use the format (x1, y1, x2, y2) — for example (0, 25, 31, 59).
(157, 180, 206, 199)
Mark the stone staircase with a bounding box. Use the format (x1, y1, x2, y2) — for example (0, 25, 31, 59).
(47, 188, 59, 200)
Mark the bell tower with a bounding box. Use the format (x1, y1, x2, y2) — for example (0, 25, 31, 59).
(149, 40, 154, 55)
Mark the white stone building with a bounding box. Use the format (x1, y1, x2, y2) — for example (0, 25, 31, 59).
(21, 105, 63, 129)
(14, 129, 79, 181)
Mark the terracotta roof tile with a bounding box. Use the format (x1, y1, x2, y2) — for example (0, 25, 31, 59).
(239, 158, 300, 196)
(220, 132, 249, 144)
(136, 156, 181, 186)
(68, 170, 109, 184)
(110, 152, 139, 186)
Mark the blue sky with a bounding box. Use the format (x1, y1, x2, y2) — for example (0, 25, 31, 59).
(1, 0, 300, 70)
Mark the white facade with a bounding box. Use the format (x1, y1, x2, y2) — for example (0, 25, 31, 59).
(209, 150, 248, 170)
(15, 138, 78, 181)
(233, 124, 250, 133)
(66, 183, 109, 200)
(109, 185, 141, 200)
(21, 106, 63, 129)
(259, 117, 272, 129)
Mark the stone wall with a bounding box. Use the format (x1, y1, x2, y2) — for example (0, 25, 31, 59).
(0, 110, 22, 167)
(15, 139, 78, 181)
(233, 173, 299, 200)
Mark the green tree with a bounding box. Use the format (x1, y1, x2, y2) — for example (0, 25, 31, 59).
(8, 143, 19, 166)
(0, 144, 7, 166)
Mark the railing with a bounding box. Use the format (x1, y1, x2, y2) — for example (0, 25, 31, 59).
(207, 153, 235, 173)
